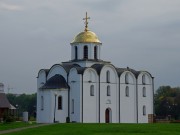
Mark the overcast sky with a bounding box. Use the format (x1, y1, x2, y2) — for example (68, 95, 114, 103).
(0, 0, 180, 94)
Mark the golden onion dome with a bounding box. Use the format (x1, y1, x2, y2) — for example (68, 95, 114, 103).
(71, 30, 101, 44)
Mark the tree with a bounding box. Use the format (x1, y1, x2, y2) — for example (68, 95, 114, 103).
(6, 93, 37, 117)
(155, 86, 180, 120)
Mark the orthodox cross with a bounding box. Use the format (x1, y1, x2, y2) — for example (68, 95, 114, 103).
(83, 12, 90, 31)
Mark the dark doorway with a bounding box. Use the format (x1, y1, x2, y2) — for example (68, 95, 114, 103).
(105, 108, 111, 123)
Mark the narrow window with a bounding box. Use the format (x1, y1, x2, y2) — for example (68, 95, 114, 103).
(143, 106, 146, 115)
(107, 85, 111, 96)
(142, 74, 146, 84)
(58, 96, 62, 110)
(84, 46, 88, 59)
(106, 71, 110, 83)
(143, 87, 146, 97)
(125, 86, 129, 97)
(72, 99, 74, 114)
(41, 96, 44, 110)
(90, 85, 94, 96)
(75, 46, 78, 59)
(94, 46, 97, 59)
(125, 73, 129, 84)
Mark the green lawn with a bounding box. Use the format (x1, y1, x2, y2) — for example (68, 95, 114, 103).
(0, 122, 36, 131)
(2, 123, 180, 135)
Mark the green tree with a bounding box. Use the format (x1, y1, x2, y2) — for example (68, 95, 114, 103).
(6, 93, 37, 117)
(155, 86, 180, 120)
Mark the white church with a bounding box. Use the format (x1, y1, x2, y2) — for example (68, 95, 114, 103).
(37, 13, 154, 123)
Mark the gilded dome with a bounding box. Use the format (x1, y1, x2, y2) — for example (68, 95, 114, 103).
(71, 30, 101, 44)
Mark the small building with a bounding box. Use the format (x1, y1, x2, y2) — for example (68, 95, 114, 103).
(37, 13, 154, 123)
(0, 83, 16, 121)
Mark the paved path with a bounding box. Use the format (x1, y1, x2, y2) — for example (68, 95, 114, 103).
(0, 124, 50, 134)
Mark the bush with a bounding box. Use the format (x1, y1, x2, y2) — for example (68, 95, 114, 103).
(3, 114, 15, 123)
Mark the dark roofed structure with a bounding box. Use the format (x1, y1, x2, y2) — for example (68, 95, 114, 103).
(0, 83, 16, 120)
(0, 93, 11, 108)
(40, 74, 69, 90)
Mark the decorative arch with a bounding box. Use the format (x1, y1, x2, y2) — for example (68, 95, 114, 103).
(83, 68, 98, 83)
(100, 64, 118, 84)
(37, 69, 48, 78)
(120, 71, 136, 85)
(137, 71, 153, 85)
(47, 64, 67, 80)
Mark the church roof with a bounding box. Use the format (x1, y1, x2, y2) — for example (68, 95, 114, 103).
(91, 64, 105, 75)
(0, 93, 11, 109)
(61, 63, 80, 73)
(116, 67, 141, 78)
(71, 30, 101, 44)
(71, 12, 101, 44)
(40, 74, 69, 90)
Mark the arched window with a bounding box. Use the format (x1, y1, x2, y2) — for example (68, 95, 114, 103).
(94, 46, 97, 59)
(75, 46, 78, 59)
(143, 87, 146, 97)
(125, 86, 129, 97)
(106, 71, 110, 83)
(84, 46, 88, 59)
(90, 85, 94, 96)
(125, 73, 129, 84)
(142, 74, 146, 84)
(71, 99, 74, 114)
(107, 85, 110, 96)
(58, 96, 62, 110)
(41, 96, 44, 110)
(143, 105, 146, 115)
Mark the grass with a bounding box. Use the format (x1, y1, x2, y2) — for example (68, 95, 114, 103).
(0, 122, 36, 131)
(2, 123, 180, 135)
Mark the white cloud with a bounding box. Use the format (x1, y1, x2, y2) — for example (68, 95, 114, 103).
(0, 2, 23, 11)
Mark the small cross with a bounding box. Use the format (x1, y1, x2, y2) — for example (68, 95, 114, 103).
(83, 12, 90, 31)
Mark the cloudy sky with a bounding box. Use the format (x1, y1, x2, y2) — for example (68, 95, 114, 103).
(0, 0, 180, 94)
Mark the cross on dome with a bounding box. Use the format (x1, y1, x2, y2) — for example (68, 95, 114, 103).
(83, 12, 90, 31)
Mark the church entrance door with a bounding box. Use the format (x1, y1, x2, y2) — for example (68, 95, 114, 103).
(105, 108, 111, 123)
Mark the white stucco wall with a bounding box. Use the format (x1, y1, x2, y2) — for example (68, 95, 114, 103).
(99, 65, 119, 123)
(120, 71, 137, 123)
(137, 72, 153, 123)
(54, 90, 68, 123)
(37, 90, 53, 123)
(37, 65, 154, 124)
(71, 43, 102, 60)
(69, 68, 82, 122)
(83, 68, 99, 123)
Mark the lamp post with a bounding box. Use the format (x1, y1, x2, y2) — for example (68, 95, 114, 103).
(15, 104, 19, 121)
(54, 92, 57, 123)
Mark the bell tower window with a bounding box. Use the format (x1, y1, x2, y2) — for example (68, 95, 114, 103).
(84, 46, 88, 59)
(94, 46, 97, 59)
(75, 46, 78, 60)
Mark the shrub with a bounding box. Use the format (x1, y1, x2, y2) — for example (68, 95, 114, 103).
(3, 114, 15, 123)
